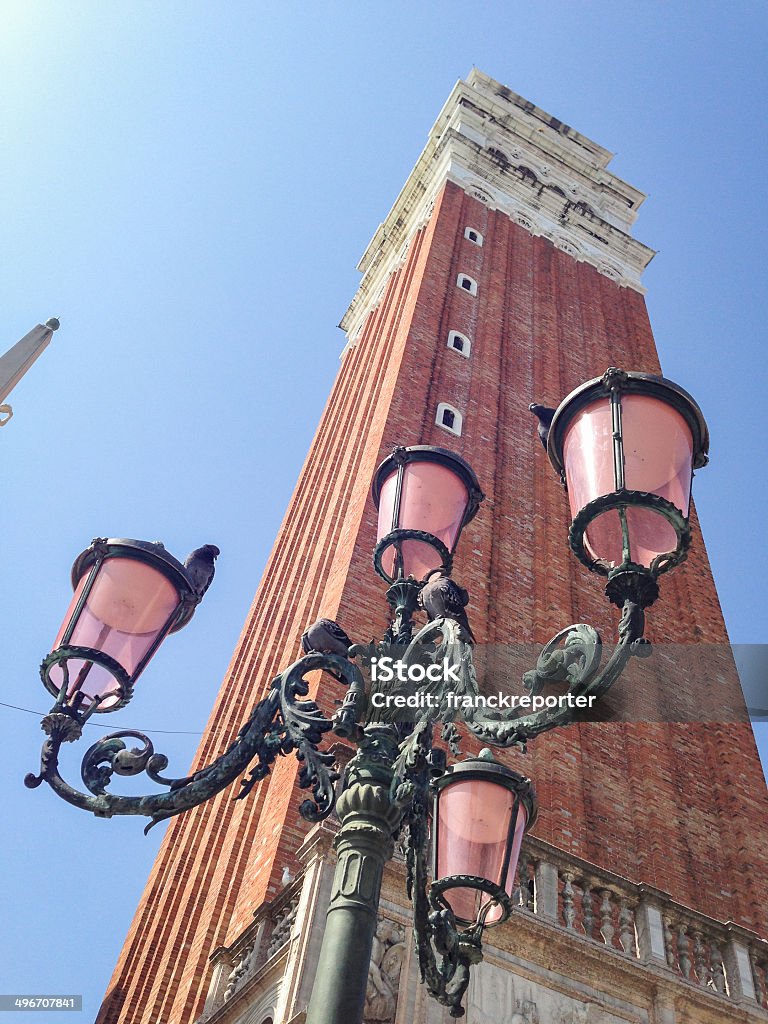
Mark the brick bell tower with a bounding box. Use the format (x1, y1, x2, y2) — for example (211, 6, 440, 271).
(98, 71, 768, 1024)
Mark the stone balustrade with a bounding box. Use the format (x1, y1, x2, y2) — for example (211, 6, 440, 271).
(514, 836, 768, 1010)
(199, 879, 303, 1020)
(196, 831, 768, 1023)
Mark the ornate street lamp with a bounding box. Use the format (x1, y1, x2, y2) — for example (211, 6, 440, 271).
(26, 368, 708, 1021)
(371, 445, 484, 646)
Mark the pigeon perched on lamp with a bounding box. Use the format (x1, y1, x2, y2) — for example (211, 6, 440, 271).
(301, 618, 353, 658)
(529, 403, 556, 450)
(183, 544, 220, 598)
(419, 569, 475, 643)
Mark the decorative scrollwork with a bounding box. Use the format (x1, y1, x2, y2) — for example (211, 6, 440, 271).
(26, 652, 364, 832)
(403, 616, 480, 723)
(40, 645, 134, 713)
(357, 604, 647, 754)
(373, 529, 452, 586)
(569, 490, 690, 585)
(81, 731, 166, 794)
(459, 601, 647, 747)
(522, 623, 601, 695)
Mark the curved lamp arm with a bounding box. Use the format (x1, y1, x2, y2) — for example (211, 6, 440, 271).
(25, 653, 364, 833)
(466, 596, 649, 747)
(383, 599, 647, 752)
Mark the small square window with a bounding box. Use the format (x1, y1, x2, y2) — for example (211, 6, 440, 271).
(442, 408, 455, 429)
(464, 227, 484, 246)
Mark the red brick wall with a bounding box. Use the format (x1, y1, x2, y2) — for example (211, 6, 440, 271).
(97, 180, 768, 1024)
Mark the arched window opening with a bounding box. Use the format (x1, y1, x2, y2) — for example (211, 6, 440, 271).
(436, 402, 463, 437)
(456, 274, 478, 296)
(447, 331, 471, 358)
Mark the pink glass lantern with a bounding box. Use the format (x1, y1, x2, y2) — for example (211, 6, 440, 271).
(372, 446, 483, 583)
(42, 539, 199, 712)
(548, 369, 709, 595)
(431, 750, 536, 928)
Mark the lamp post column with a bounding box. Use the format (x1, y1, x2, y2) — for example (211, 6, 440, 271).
(305, 728, 403, 1024)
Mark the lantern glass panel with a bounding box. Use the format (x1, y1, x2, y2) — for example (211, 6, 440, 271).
(50, 557, 181, 708)
(485, 802, 527, 924)
(580, 507, 624, 568)
(561, 399, 614, 516)
(622, 395, 693, 511)
(436, 778, 519, 925)
(375, 469, 398, 542)
(563, 395, 694, 568)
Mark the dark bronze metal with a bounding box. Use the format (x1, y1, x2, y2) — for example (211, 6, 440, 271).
(373, 529, 452, 584)
(568, 490, 691, 584)
(26, 651, 363, 832)
(70, 538, 200, 632)
(383, 576, 423, 645)
(26, 578, 664, 1019)
(40, 646, 135, 712)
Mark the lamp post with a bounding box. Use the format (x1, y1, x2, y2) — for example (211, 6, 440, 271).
(26, 368, 708, 1021)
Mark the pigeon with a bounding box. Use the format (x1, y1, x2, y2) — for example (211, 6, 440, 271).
(183, 544, 220, 597)
(529, 403, 556, 450)
(419, 570, 475, 643)
(301, 618, 353, 657)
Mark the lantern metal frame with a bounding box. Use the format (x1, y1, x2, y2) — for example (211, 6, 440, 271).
(371, 445, 484, 584)
(40, 538, 200, 716)
(429, 752, 537, 929)
(547, 367, 709, 606)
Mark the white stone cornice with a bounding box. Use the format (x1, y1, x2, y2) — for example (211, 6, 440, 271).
(340, 71, 656, 350)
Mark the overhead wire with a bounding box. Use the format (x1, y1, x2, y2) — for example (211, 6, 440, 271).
(0, 700, 202, 735)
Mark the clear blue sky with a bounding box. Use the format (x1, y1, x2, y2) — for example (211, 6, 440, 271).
(1, 3, 766, 1020)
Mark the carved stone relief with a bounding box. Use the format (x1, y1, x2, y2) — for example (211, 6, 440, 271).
(468, 187, 493, 205)
(467, 960, 631, 1024)
(555, 237, 581, 257)
(363, 918, 406, 1022)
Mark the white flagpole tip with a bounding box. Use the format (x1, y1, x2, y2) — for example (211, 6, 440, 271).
(45, 318, 60, 330)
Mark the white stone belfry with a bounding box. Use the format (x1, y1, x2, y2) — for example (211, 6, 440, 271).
(341, 69, 655, 352)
